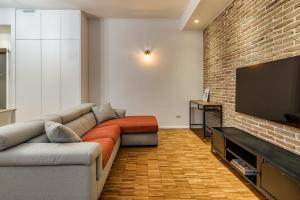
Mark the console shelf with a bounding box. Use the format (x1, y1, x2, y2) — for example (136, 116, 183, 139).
(226, 148, 256, 171)
(211, 127, 300, 200)
(226, 149, 257, 185)
(226, 139, 257, 168)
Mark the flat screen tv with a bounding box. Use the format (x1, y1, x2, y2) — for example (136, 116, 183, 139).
(236, 56, 300, 129)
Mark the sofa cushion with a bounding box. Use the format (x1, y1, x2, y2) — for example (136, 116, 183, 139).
(96, 116, 158, 134)
(87, 138, 114, 168)
(26, 134, 50, 143)
(81, 125, 121, 144)
(45, 121, 82, 143)
(92, 103, 117, 124)
(0, 120, 45, 151)
(64, 112, 96, 137)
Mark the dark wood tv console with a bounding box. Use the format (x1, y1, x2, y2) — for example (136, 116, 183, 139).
(211, 127, 300, 200)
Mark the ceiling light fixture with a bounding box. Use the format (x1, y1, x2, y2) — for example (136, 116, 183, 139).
(194, 19, 200, 24)
(144, 49, 151, 62)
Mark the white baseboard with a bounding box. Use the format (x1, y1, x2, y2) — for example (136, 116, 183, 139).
(159, 126, 189, 129)
(159, 125, 203, 129)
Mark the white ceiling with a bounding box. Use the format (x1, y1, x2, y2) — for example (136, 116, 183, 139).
(182, 0, 234, 30)
(0, 0, 233, 29)
(0, 0, 190, 18)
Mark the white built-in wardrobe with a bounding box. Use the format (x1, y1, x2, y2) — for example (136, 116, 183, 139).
(15, 9, 88, 122)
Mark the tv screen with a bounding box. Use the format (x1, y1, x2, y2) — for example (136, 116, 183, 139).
(236, 56, 300, 129)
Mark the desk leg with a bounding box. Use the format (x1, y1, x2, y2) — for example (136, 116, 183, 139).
(189, 101, 191, 129)
(203, 106, 206, 141)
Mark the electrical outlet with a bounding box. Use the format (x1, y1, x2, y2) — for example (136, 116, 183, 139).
(176, 115, 182, 119)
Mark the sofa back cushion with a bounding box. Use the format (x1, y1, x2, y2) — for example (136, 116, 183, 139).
(0, 120, 45, 151)
(59, 109, 82, 124)
(27, 112, 97, 143)
(77, 103, 96, 115)
(58, 103, 95, 124)
(25, 115, 62, 143)
(64, 112, 96, 137)
(38, 115, 62, 123)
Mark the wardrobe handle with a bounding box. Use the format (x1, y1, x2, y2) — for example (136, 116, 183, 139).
(23, 9, 35, 13)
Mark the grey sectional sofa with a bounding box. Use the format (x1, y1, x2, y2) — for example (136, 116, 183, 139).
(0, 103, 158, 200)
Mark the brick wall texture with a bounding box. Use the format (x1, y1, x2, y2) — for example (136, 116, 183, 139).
(203, 0, 300, 154)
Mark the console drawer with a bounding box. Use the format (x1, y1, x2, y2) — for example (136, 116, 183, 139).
(260, 160, 300, 200)
(212, 131, 225, 157)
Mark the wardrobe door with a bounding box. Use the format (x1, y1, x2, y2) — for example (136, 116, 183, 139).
(16, 40, 41, 121)
(41, 10, 61, 39)
(0, 8, 13, 25)
(42, 40, 61, 114)
(16, 9, 41, 39)
(61, 40, 80, 110)
(61, 10, 80, 39)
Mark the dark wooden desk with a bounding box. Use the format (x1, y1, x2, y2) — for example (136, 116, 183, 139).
(189, 100, 222, 140)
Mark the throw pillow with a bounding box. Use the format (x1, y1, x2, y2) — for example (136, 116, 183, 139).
(92, 103, 118, 124)
(45, 121, 82, 143)
(114, 108, 126, 118)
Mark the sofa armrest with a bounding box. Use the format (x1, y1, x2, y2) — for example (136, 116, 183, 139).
(0, 142, 100, 167)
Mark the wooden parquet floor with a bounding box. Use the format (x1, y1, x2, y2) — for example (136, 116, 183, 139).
(100, 129, 266, 200)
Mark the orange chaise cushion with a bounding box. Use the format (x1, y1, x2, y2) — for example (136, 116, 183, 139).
(81, 125, 120, 144)
(86, 138, 114, 168)
(95, 116, 158, 134)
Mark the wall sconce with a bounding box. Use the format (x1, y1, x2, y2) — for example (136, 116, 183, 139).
(144, 49, 151, 62)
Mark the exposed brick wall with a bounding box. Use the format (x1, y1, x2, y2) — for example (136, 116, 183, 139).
(203, 0, 300, 154)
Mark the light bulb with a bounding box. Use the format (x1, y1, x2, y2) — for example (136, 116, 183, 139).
(144, 49, 151, 62)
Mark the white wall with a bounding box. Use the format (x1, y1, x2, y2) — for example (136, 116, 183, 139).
(89, 19, 203, 128)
